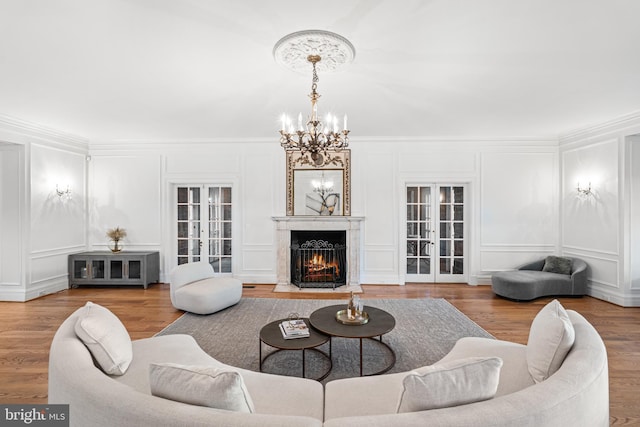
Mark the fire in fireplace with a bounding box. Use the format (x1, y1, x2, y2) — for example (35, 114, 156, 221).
(290, 231, 347, 289)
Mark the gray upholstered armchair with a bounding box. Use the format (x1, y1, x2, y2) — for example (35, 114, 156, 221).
(491, 256, 588, 301)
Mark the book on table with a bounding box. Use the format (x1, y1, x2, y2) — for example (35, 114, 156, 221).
(279, 319, 310, 339)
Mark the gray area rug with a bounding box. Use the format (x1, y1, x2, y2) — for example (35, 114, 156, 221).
(156, 298, 493, 382)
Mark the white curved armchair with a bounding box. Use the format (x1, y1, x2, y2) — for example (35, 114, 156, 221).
(168, 262, 242, 314)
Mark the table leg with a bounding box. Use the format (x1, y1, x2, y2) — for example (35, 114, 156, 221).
(259, 340, 262, 372)
(302, 348, 306, 378)
(359, 337, 363, 376)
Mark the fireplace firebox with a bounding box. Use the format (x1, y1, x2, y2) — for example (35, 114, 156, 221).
(290, 231, 347, 289)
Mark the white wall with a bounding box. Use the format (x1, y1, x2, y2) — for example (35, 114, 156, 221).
(30, 143, 87, 299)
(629, 136, 640, 294)
(4, 110, 639, 304)
(560, 113, 640, 306)
(0, 144, 22, 294)
(89, 141, 283, 282)
(0, 115, 88, 301)
(561, 137, 620, 299)
(480, 150, 558, 273)
(89, 138, 558, 286)
(351, 140, 558, 285)
(88, 153, 162, 250)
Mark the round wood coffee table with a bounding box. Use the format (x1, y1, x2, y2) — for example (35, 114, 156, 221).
(259, 318, 332, 381)
(309, 305, 396, 376)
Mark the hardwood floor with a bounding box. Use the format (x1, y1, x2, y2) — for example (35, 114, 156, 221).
(1, 283, 638, 424)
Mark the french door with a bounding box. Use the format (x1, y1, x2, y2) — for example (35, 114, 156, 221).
(405, 184, 466, 283)
(176, 185, 232, 273)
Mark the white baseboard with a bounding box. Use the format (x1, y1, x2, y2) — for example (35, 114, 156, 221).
(0, 278, 69, 302)
(587, 285, 640, 307)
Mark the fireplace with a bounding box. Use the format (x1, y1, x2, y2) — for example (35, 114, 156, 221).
(291, 231, 346, 289)
(272, 216, 364, 287)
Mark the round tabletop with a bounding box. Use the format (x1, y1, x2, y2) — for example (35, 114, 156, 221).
(259, 318, 329, 350)
(309, 305, 396, 339)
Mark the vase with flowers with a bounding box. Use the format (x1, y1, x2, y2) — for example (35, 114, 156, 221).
(106, 227, 127, 253)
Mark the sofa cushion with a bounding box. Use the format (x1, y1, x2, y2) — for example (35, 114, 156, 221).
(542, 256, 572, 275)
(149, 363, 255, 413)
(527, 299, 575, 383)
(396, 357, 503, 413)
(74, 301, 132, 376)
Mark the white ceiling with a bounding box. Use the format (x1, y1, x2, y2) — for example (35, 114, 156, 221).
(1, 0, 639, 142)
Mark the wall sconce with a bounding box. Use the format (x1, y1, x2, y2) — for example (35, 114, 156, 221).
(56, 184, 71, 199)
(576, 181, 592, 196)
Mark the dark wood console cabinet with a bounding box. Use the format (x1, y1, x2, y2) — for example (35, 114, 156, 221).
(68, 251, 160, 289)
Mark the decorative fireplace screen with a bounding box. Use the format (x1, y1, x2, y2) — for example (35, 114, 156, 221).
(291, 239, 347, 289)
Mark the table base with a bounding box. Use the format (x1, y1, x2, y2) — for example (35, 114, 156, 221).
(259, 342, 332, 381)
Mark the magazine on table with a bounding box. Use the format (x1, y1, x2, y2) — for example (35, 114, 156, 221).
(279, 319, 310, 339)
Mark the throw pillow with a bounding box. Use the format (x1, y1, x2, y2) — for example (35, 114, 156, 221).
(396, 357, 503, 413)
(526, 299, 575, 383)
(74, 301, 133, 376)
(149, 363, 255, 413)
(542, 256, 572, 275)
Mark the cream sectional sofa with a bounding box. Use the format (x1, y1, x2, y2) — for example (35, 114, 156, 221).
(49, 300, 608, 427)
(48, 305, 324, 427)
(323, 308, 609, 426)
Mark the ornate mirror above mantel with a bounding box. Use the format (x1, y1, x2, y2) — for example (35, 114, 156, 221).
(286, 150, 351, 216)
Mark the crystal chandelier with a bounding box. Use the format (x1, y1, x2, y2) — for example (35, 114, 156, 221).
(274, 30, 355, 167)
(279, 54, 349, 166)
(312, 171, 334, 197)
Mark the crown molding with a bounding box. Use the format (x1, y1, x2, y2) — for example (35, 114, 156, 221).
(560, 110, 640, 143)
(348, 135, 559, 144)
(89, 136, 277, 150)
(0, 114, 89, 151)
(91, 134, 558, 150)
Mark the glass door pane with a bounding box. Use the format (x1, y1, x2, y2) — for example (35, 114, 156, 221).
(128, 260, 141, 279)
(406, 185, 434, 281)
(91, 260, 105, 279)
(176, 187, 202, 265)
(436, 185, 465, 280)
(175, 184, 233, 273)
(73, 260, 88, 279)
(110, 260, 123, 279)
(405, 183, 467, 283)
(208, 186, 232, 273)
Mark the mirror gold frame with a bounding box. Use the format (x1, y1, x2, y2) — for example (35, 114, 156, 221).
(286, 150, 351, 216)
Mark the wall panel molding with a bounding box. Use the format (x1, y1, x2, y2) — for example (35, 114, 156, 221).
(241, 246, 275, 272)
(31, 245, 86, 258)
(563, 249, 619, 289)
(363, 247, 397, 272)
(481, 244, 555, 250)
(562, 245, 618, 257)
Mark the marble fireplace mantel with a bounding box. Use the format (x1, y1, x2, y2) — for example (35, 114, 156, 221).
(272, 216, 364, 286)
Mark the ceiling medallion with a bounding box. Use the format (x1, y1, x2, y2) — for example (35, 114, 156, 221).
(273, 30, 356, 74)
(275, 30, 355, 167)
